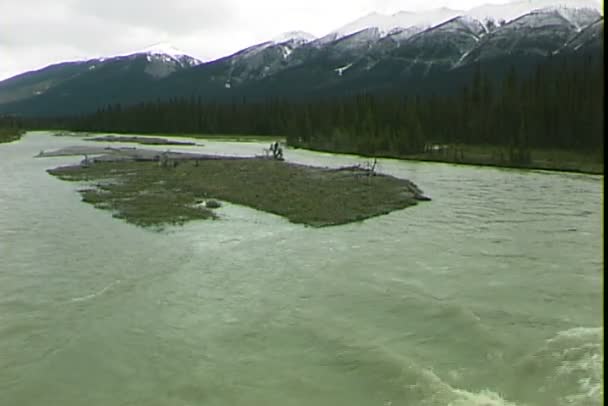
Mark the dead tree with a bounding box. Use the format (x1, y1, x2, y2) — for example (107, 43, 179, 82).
(159, 151, 170, 168)
(267, 141, 283, 160)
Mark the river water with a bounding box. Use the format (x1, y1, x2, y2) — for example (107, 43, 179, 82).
(0, 132, 603, 406)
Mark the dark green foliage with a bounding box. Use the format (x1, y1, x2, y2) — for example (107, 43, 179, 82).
(0, 115, 25, 143)
(48, 159, 420, 227)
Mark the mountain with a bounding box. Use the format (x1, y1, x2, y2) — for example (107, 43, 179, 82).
(136, 31, 319, 102)
(458, 8, 592, 66)
(559, 15, 604, 53)
(271, 31, 317, 44)
(0, 44, 201, 115)
(0, 60, 98, 106)
(0, 2, 602, 116)
(239, 3, 602, 99)
(465, 0, 601, 24)
(324, 8, 465, 41)
(323, 0, 600, 40)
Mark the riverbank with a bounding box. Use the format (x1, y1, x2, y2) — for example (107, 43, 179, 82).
(45, 147, 428, 228)
(403, 145, 604, 175)
(295, 143, 604, 175)
(49, 131, 602, 175)
(0, 128, 25, 144)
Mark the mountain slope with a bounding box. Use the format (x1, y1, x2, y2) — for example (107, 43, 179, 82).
(559, 16, 604, 53)
(0, 47, 202, 116)
(0, 61, 97, 105)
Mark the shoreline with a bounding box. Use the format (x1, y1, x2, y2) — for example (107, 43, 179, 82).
(19, 130, 605, 176)
(292, 144, 604, 176)
(41, 130, 603, 175)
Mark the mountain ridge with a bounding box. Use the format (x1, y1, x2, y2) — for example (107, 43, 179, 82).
(0, 2, 603, 116)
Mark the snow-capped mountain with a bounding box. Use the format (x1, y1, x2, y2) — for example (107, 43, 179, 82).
(465, 0, 602, 25)
(132, 43, 201, 67)
(560, 16, 604, 52)
(0, 42, 204, 114)
(272, 31, 316, 45)
(325, 0, 601, 41)
(326, 8, 464, 41)
(104, 42, 201, 62)
(457, 6, 601, 66)
(134, 42, 199, 58)
(205, 31, 319, 88)
(91, 42, 202, 79)
(0, 2, 603, 116)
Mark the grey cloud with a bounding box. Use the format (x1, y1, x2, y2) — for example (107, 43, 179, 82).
(1, 0, 495, 80)
(1, 0, 241, 79)
(68, 0, 236, 35)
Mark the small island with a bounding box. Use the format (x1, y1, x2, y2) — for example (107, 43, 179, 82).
(43, 146, 430, 228)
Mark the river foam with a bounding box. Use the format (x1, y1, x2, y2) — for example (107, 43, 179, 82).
(69, 280, 120, 303)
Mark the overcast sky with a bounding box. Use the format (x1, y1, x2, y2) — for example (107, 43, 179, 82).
(1, 0, 529, 80)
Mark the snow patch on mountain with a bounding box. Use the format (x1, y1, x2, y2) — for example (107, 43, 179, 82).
(326, 0, 602, 42)
(272, 31, 316, 44)
(228, 32, 314, 62)
(334, 63, 353, 76)
(328, 8, 462, 40)
(466, 0, 602, 24)
(138, 42, 190, 57)
(552, 6, 602, 29)
(102, 42, 203, 67)
(281, 46, 293, 59)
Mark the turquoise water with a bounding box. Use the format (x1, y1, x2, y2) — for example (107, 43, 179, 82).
(0, 133, 603, 405)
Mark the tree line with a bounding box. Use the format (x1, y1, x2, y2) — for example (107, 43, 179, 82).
(0, 115, 26, 143)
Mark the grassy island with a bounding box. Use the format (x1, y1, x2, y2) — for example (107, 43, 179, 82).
(46, 149, 428, 228)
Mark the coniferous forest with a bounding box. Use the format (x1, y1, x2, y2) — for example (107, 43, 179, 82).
(0, 114, 25, 143)
(14, 57, 605, 166)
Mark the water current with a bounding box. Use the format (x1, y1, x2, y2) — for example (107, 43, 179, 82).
(0, 132, 603, 406)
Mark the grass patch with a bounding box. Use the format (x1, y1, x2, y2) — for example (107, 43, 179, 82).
(48, 158, 424, 228)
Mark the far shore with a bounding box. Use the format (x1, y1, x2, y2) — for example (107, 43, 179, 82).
(0, 128, 25, 144)
(44, 131, 604, 175)
(9, 130, 603, 175)
(292, 143, 604, 176)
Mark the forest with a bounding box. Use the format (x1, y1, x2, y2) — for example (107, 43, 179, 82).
(0, 114, 25, 143)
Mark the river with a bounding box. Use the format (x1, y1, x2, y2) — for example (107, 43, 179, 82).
(0, 132, 603, 406)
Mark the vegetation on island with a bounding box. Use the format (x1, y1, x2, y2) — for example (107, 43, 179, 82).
(48, 156, 427, 228)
